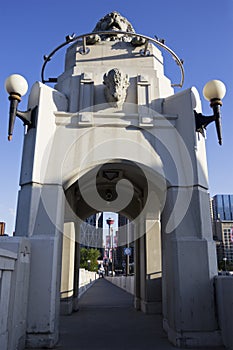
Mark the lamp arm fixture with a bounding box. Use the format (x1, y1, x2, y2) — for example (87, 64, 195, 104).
(194, 98, 223, 145)
(7, 96, 37, 141)
(41, 30, 185, 88)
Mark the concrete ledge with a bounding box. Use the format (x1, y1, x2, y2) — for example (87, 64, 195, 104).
(0, 237, 30, 350)
(78, 279, 97, 298)
(60, 297, 73, 315)
(163, 319, 223, 348)
(0, 332, 8, 350)
(26, 331, 59, 349)
(134, 297, 141, 310)
(60, 269, 99, 315)
(215, 275, 233, 350)
(78, 269, 99, 299)
(141, 300, 162, 314)
(106, 275, 134, 295)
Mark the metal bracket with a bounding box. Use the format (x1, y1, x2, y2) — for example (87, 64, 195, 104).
(194, 109, 222, 145)
(16, 106, 37, 128)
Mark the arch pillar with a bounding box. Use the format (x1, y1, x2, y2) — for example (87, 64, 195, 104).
(137, 219, 162, 314)
(60, 221, 81, 314)
(15, 183, 65, 348)
(72, 223, 81, 312)
(162, 186, 222, 347)
(60, 222, 75, 315)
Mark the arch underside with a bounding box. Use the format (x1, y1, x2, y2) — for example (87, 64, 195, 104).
(64, 159, 166, 222)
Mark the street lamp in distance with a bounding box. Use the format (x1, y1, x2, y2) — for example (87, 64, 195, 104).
(223, 257, 227, 272)
(106, 218, 115, 276)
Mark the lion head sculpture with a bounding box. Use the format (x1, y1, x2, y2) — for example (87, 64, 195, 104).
(92, 11, 135, 42)
(103, 68, 130, 108)
(86, 11, 146, 46)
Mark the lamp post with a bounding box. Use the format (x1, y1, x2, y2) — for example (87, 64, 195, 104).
(4, 74, 33, 141)
(87, 259, 91, 271)
(195, 79, 226, 145)
(126, 218, 130, 276)
(106, 217, 114, 276)
(223, 257, 227, 272)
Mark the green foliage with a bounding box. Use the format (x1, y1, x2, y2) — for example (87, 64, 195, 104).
(80, 247, 100, 272)
(218, 260, 233, 271)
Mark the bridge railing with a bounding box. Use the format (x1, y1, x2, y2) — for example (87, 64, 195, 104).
(215, 275, 233, 350)
(106, 275, 135, 295)
(0, 237, 30, 350)
(78, 268, 99, 298)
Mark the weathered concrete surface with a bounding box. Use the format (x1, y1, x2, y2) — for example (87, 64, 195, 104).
(0, 237, 30, 350)
(215, 276, 233, 350)
(25, 279, 226, 350)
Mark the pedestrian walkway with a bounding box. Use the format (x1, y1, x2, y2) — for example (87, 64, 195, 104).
(30, 278, 226, 350)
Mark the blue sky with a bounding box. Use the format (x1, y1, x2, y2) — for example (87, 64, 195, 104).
(0, 0, 232, 234)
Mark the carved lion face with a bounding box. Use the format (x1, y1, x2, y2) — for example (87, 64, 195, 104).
(92, 12, 135, 41)
(103, 68, 129, 108)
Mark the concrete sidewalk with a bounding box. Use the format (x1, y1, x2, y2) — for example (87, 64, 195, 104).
(29, 278, 226, 350)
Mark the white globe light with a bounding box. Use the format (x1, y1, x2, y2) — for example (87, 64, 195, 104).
(203, 79, 226, 101)
(5, 74, 28, 96)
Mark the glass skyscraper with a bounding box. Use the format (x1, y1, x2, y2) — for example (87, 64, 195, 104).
(211, 194, 233, 265)
(212, 194, 233, 221)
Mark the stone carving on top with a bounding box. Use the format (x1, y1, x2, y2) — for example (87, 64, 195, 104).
(86, 11, 146, 46)
(103, 68, 129, 108)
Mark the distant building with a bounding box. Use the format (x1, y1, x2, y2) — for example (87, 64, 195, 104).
(213, 220, 233, 264)
(211, 194, 233, 266)
(212, 194, 233, 221)
(115, 214, 134, 273)
(80, 213, 103, 249)
(0, 222, 6, 235)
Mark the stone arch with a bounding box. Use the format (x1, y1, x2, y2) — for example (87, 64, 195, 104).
(61, 156, 167, 316)
(11, 17, 222, 346)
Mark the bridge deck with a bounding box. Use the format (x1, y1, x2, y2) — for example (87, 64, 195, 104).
(29, 278, 226, 350)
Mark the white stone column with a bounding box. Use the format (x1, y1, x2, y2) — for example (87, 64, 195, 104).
(60, 222, 75, 315)
(140, 219, 162, 314)
(134, 233, 141, 311)
(15, 184, 65, 348)
(162, 187, 222, 348)
(73, 223, 81, 311)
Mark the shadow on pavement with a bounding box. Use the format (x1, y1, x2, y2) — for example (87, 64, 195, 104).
(28, 278, 226, 350)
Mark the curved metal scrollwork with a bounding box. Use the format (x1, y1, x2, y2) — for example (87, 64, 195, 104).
(41, 30, 184, 87)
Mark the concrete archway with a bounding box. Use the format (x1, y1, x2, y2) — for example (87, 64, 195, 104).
(11, 12, 222, 347)
(62, 158, 166, 316)
(13, 76, 221, 350)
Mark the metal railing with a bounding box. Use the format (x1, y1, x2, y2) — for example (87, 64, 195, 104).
(41, 30, 184, 87)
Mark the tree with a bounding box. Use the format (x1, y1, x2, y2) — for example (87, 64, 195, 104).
(218, 260, 233, 271)
(80, 247, 100, 272)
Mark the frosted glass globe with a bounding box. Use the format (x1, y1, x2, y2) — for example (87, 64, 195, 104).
(5, 74, 28, 96)
(203, 80, 226, 101)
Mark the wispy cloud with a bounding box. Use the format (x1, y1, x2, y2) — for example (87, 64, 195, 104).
(8, 208, 16, 216)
